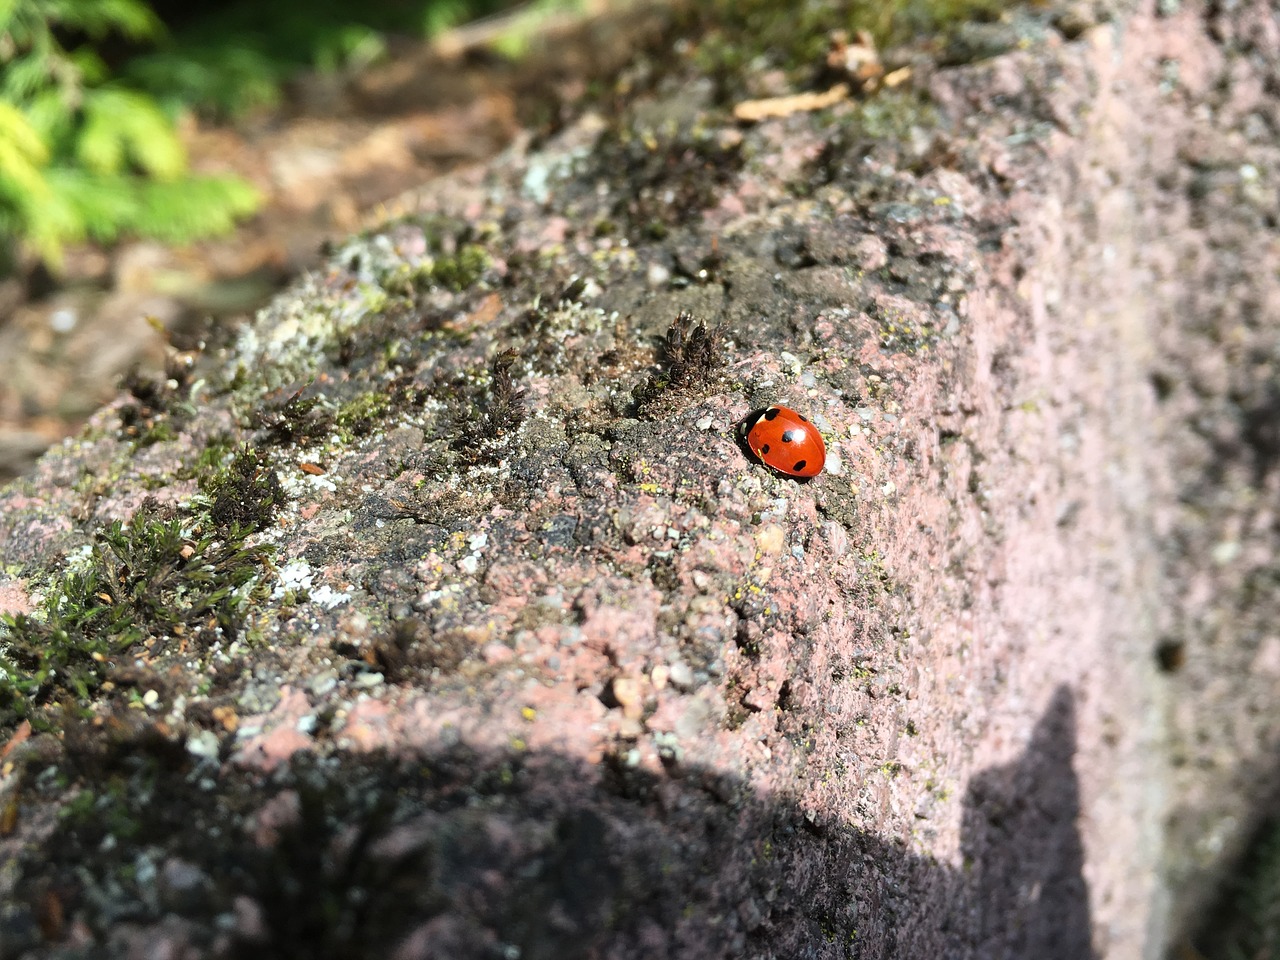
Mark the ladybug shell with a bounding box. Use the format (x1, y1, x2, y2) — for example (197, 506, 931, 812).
(746, 405, 825, 478)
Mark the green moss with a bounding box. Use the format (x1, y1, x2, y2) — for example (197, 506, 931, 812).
(428, 244, 491, 292)
(361, 238, 490, 298)
(116, 354, 200, 448)
(451, 349, 528, 467)
(135, 419, 179, 446)
(377, 261, 423, 299)
(61, 779, 147, 841)
(853, 88, 941, 142)
(335, 391, 393, 439)
(880, 0, 1008, 45)
(673, 0, 1007, 104)
(0, 508, 273, 731)
(250, 385, 334, 447)
(201, 446, 286, 532)
(631, 311, 727, 417)
(188, 433, 238, 478)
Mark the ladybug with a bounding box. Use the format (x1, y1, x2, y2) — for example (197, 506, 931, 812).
(746, 405, 825, 479)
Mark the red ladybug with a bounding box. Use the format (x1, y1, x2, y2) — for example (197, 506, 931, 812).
(746, 405, 825, 478)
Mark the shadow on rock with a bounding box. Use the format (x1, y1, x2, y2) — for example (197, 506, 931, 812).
(960, 685, 1095, 960)
(1184, 777, 1280, 959)
(4, 686, 1094, 959)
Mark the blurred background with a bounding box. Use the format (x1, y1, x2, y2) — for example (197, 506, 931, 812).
(0, 0, 647, 482)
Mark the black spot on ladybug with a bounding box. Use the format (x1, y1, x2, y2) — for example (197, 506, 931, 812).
(760, 443, 770, 455)
(793, 460, 807, 472)
(782, 429, 800, 443)
(764, 408, 780, 420)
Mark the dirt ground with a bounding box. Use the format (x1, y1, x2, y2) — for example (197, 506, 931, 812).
(0, 0, 1278, 957)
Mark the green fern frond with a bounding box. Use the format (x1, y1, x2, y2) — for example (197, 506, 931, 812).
(67, 45, 110, 86)
(0, 51, 60, 101)
(312, 23, 385, 73)
(21, 87, 74, 144)
(0, 0, 18, 34)
(0, 104, 56, 261)
(0, 143, 50, 205)
(0, 101, 48, 166)
(74, 96, 126, 174)
(122, 46, 282, 119)
(423, 0, 471, 37)
(40, 166, 136, 241)
(0, 0, 40, 47)
(0, 161, 74, 268)
(43, 167, 260, 244)
(38, 0, 162, 40)
(76, 86, 185, 178)
(131, 174, 260, 241)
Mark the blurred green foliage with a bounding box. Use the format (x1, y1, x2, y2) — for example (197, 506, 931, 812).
(0, 0, 260, 269)
(0, 0, 516, 272)
(122, 0, 518, 121)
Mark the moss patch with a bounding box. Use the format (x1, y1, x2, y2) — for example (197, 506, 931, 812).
(630, 311, 727, 417)
(0, 504, 272, 731)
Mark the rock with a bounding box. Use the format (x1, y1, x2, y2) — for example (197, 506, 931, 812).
(1, 2, 1277, 957)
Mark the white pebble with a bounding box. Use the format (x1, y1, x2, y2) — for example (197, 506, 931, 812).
(186, 730, 220, 759)
(49, 309, 78, 334)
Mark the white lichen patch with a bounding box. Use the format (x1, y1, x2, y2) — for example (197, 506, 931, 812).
(231, 257, 395, 388)
(310, 585, 352, 610)
(280, 469, 339, 499)
(270, 559, 350, 610)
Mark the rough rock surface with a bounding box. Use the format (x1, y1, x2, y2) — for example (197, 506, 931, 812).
(1, 1, 1278, 957)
